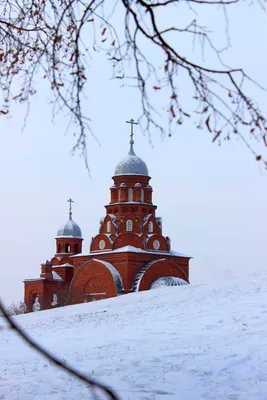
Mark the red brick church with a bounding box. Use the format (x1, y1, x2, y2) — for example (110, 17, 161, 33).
(24, 120, 191, 311)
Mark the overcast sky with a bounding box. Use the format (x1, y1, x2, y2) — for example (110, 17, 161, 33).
(0, 2, 266, 305)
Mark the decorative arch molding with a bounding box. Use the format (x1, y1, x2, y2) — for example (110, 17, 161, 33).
(132, 259, 189, 292)
(59, 257, 74, 266)
(146, 234, 169, 252)
(68, 259, 124, 304)
(99, 214, 117, 235)
(143, 214, 161, 235)
(113, 232, 144, 250)
(51, 256, 60, 266)
(90, 234, 112, 252)
(117, 213, 142, 235)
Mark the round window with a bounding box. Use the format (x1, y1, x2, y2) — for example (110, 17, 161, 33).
(99, 240, 106, 250)
(153, 240, 160, 250)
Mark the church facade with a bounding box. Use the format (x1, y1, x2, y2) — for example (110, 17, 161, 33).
(24, 123, 191, 311)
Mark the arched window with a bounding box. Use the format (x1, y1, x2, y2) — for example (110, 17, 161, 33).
(65, 243, 70, 253)
(148, 221, 153, 233)
(126, 220, 132, 232)
(128, 188, 133, 202)
(74, 243, 79, 253)
(107, 221, 111, 233)
(57, 243, 62, 253)
(140, 189, 144, 203)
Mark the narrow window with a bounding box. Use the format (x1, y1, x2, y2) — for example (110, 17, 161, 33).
(148, 221, 153, 233)
(57, 243, 62, 253)
(128, 188, 133, 202)
(107, 221, 111, 233)
(118, 189, 121, 202)
(126, 220, 132, 232)
(65, 243, 70, 253)
(140, 189, 144, 203)
(74, 243, 79, 253)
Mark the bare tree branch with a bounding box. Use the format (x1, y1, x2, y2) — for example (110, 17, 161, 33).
(0, 0, 266, 168)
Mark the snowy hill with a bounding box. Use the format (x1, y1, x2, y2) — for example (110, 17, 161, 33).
(1, 270, 267, 400)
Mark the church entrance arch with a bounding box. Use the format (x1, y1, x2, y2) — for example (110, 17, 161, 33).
(68, 259, 123, 304)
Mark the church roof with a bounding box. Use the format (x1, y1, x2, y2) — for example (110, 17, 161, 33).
(72, 245, 190, 258)
(149, 276, 189, 289)
(56, 199, 82, 239)
(56, 218, 82, 239)
(114, 133, 149, 176)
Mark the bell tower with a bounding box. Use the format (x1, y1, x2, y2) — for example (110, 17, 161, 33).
(55, 199, 83, 256)
(90, 119, 169, 253)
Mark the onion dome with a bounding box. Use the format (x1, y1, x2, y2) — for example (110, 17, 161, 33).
(56, 219, 82, 239)
(56, 199, 82, 238)
(114, 122, 149, 176)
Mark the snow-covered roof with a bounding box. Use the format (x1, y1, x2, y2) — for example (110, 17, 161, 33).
(24, 272, 64, 282)
(72, 245, 190, 258)
(53, 263, 73, 268)
(24, 278, 44, 282)
(149, 277, 189, 289)
(56, 218, 82, 239)
(52, 271, 63, 281)
(114, 145, 149, 176)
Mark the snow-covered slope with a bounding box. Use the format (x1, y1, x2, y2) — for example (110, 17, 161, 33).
(1, 270, 267, 400)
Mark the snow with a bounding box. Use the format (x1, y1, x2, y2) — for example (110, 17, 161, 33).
(52, 271, 63, 281)
(73, 245, 190, 258)
(53, 263, 73, 268)
(1, 270, 267, 399)
(150, 276, 189, 288)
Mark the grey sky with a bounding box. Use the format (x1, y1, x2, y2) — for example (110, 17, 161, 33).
(0, 2, 266, 305)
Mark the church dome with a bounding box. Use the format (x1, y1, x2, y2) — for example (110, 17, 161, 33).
(56, 218, 82, 238)
(57, 215, 82, 239)
(114, 147, 149, 176)
(149, 276, 188, 289)
(56, 199, 82, 239)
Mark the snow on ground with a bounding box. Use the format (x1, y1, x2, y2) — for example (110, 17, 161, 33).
(1, 270, 267, 400)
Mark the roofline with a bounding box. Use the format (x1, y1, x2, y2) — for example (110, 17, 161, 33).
(55, 236, 83, 239)
(112, 174, 151, 178)
(72, 246, 192, 258)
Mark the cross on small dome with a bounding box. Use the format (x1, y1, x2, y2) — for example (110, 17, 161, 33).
(56, 199, 82, 238)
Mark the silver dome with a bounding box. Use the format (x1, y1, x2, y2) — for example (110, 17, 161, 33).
(114, 146, 149, 176)
(149, 276, 188, 289)
(56, 218, 82, 238)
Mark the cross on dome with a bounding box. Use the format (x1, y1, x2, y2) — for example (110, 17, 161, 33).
(67, 198, 74, 220)
(113, 119, 149, 176)
(56, 199, 82, 238)
(126, 118, 138, 154)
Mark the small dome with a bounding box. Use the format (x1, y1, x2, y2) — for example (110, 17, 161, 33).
(149, 276, 188, 289)
(114, 146, 149, 176)
(56, 218, 82, 239)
